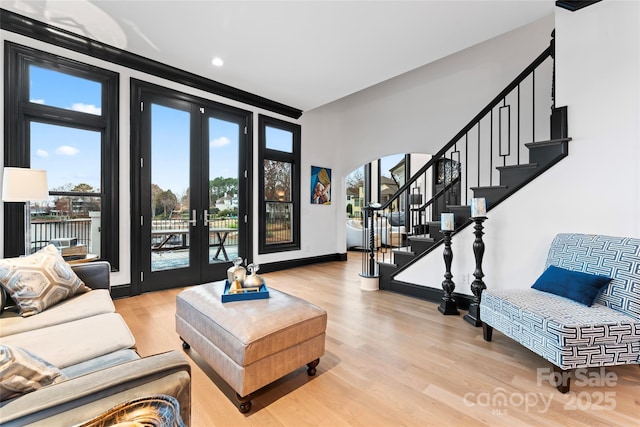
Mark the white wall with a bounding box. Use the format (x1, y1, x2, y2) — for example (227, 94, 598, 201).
(397, 0, 640, 294)
(302, 14, 555, 257)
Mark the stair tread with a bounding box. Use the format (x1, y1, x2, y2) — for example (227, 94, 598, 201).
(393, 247, 416, 252)
(470, 185, 508, 190)
(408, 236, 434, 242)
(525, 137, 572, 147)
(496, 163, 538, 170)
(378, 262, 398, 267)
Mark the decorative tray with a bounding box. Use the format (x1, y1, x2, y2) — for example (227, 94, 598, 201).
(222, 280, 270, 303)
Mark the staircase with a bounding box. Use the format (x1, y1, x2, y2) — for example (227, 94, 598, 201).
(360, 33, 572, 300)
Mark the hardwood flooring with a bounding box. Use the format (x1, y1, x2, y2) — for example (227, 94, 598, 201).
(114, 252, 640, 427)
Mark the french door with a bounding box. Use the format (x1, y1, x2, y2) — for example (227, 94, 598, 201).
(132, 82, 251, 293)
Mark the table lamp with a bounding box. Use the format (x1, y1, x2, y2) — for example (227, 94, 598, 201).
(2, 167, 49, 255)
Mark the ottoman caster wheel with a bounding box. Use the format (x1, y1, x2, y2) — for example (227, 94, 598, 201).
(307, 358, 320, 376)
(181, 340, 190, 350)
(238, 401, 252, 413)
(237, 393, 251, 413)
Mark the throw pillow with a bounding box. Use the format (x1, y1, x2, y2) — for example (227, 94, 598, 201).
(0, 244, 91, 317)
(0, 344, 66, 401)
(531, 265, 612, 306)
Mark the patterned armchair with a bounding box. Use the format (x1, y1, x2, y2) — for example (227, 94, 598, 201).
(480, 233, 640, 392)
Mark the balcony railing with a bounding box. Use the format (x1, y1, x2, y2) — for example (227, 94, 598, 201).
(150, 217, 239, 251)
(31, 218, 92, 254)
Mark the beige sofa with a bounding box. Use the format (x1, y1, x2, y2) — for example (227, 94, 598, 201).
(0, 257, 191, 426)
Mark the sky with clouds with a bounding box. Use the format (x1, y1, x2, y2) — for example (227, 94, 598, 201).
(28, 65, 241, 196)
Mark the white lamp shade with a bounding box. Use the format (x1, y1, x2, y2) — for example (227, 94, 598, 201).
(2, 167, 49, 202)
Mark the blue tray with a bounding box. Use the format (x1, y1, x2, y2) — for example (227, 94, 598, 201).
(222, 280, 270, 303)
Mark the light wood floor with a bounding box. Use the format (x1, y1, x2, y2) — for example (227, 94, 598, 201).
(114, 252, 640, 427)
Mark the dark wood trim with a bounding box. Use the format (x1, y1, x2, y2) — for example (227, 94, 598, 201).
(0, 8, 303, 119)
(257, 253, 347, 274)
(110, 253, 347, 297)
(387, 279, 473, 310)
(110, 284, 131, 299)
(556, 1, 601, 12)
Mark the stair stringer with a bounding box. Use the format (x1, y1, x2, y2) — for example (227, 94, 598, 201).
(381, 137, 571, 296)
(388, 150, 572, 300)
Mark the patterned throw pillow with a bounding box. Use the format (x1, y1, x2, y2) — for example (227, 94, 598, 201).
(0, 344, 66, 401)
(0, 245, 91, 317)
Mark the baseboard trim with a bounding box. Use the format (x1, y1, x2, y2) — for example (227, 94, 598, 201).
(110, 284, 131, 299)
(111, 253, 347, 298)
(387, 280, 473, 310)
(259, 253, 348, 274)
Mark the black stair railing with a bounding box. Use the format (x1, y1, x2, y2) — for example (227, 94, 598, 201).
(360, 39, 556, 279)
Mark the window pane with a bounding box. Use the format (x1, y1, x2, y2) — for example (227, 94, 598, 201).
(265, 202, 293, 244)
(346, 166, 364, 218)
(29, 65, 102, 115)
(30, 122, 102, 192)
(265, 126, 293, 153)
(150, 103, 191, 272)
(30, 196, 101, 258)
(263, 160, 291, 201)
(379, 154, 404, 204)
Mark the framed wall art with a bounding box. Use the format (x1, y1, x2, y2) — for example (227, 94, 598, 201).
(310, 166, 331, 205)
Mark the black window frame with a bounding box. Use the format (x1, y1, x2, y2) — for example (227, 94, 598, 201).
(258, 114, 301, 254)
(3, 42, 119, 269)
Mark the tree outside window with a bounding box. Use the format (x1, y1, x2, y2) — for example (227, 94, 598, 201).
(258, 115, 300, 253)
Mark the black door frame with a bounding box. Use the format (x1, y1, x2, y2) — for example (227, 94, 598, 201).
(130, 80, 252, 296)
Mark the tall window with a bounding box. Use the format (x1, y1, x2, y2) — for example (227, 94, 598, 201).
(378, 154, 405, 204)
(258, 115, 300, 254)
(4, 43, 119, 267)
(346, 166, 365, 219)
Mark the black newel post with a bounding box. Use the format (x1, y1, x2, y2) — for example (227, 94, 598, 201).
(464, 217, 487, 326)
(438, 229, 460, 315)
(361, 206, 376, 276)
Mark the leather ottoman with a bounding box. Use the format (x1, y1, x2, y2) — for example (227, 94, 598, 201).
(175, 281, 327, 412)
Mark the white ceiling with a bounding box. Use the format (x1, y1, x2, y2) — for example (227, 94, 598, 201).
(2, 1, 555, 112)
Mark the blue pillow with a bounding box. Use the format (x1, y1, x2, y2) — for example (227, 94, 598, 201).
(531, 265, 612, 306)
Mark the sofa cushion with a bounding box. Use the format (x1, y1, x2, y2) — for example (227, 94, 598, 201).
(61, 349, 140, 379)
(0, 289, 115, 338)
(0, 245, 91, 317)
(531, 265, 611, 306)
(385, 211, 405, 226)
(1, 313, 136, 369)
(481, 289, 640, 348)
(0, 344, 66, 402)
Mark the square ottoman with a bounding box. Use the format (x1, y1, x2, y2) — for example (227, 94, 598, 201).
(175, 281, 327, 412)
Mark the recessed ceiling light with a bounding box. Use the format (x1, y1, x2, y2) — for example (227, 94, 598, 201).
(211, 57, 224, 67)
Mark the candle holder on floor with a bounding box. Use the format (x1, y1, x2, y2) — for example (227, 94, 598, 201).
(464, 216, 487, 326)
(438, 229, 459, 315)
